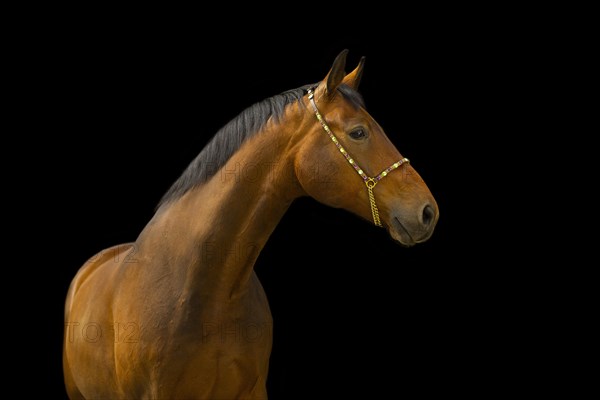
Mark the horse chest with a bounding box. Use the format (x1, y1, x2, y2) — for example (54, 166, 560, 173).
(145, 278, 273, 397)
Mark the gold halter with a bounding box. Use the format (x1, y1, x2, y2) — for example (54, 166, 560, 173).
(307, 88, 409, 227)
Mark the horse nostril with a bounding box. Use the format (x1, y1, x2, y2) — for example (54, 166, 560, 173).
(422, 204, 435, 227)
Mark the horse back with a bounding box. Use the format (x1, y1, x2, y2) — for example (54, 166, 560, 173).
(65, 244, 135, 316)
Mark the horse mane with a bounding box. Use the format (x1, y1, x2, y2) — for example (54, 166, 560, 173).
(158, 84, 365, 207)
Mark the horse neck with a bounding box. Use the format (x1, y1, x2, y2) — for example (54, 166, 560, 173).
(137, 106, 306, 302)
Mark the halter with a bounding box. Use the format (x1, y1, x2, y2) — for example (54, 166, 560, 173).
(307, 88, 409, 227)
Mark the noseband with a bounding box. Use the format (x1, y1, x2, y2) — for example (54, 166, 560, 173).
(307, 88, 409, 227)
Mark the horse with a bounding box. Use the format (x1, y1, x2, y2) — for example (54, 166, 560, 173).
(63, 49, 439, 399)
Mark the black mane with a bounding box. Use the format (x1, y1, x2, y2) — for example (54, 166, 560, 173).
(158, 84, 365, 207)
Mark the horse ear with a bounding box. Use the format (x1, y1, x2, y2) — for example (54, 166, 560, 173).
(342, 56, 365, 90)
(316, 49, 348, 100)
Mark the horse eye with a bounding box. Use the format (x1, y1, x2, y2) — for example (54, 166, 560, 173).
(349, 128, 367, 140)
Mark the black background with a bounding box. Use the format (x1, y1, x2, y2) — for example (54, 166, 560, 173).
(16, 8, 565, 398)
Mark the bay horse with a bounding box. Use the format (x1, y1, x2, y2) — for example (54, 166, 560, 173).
(63, 50, 439, 399)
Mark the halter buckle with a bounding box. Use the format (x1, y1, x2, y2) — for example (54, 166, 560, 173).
(365, 178, 377, 189)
